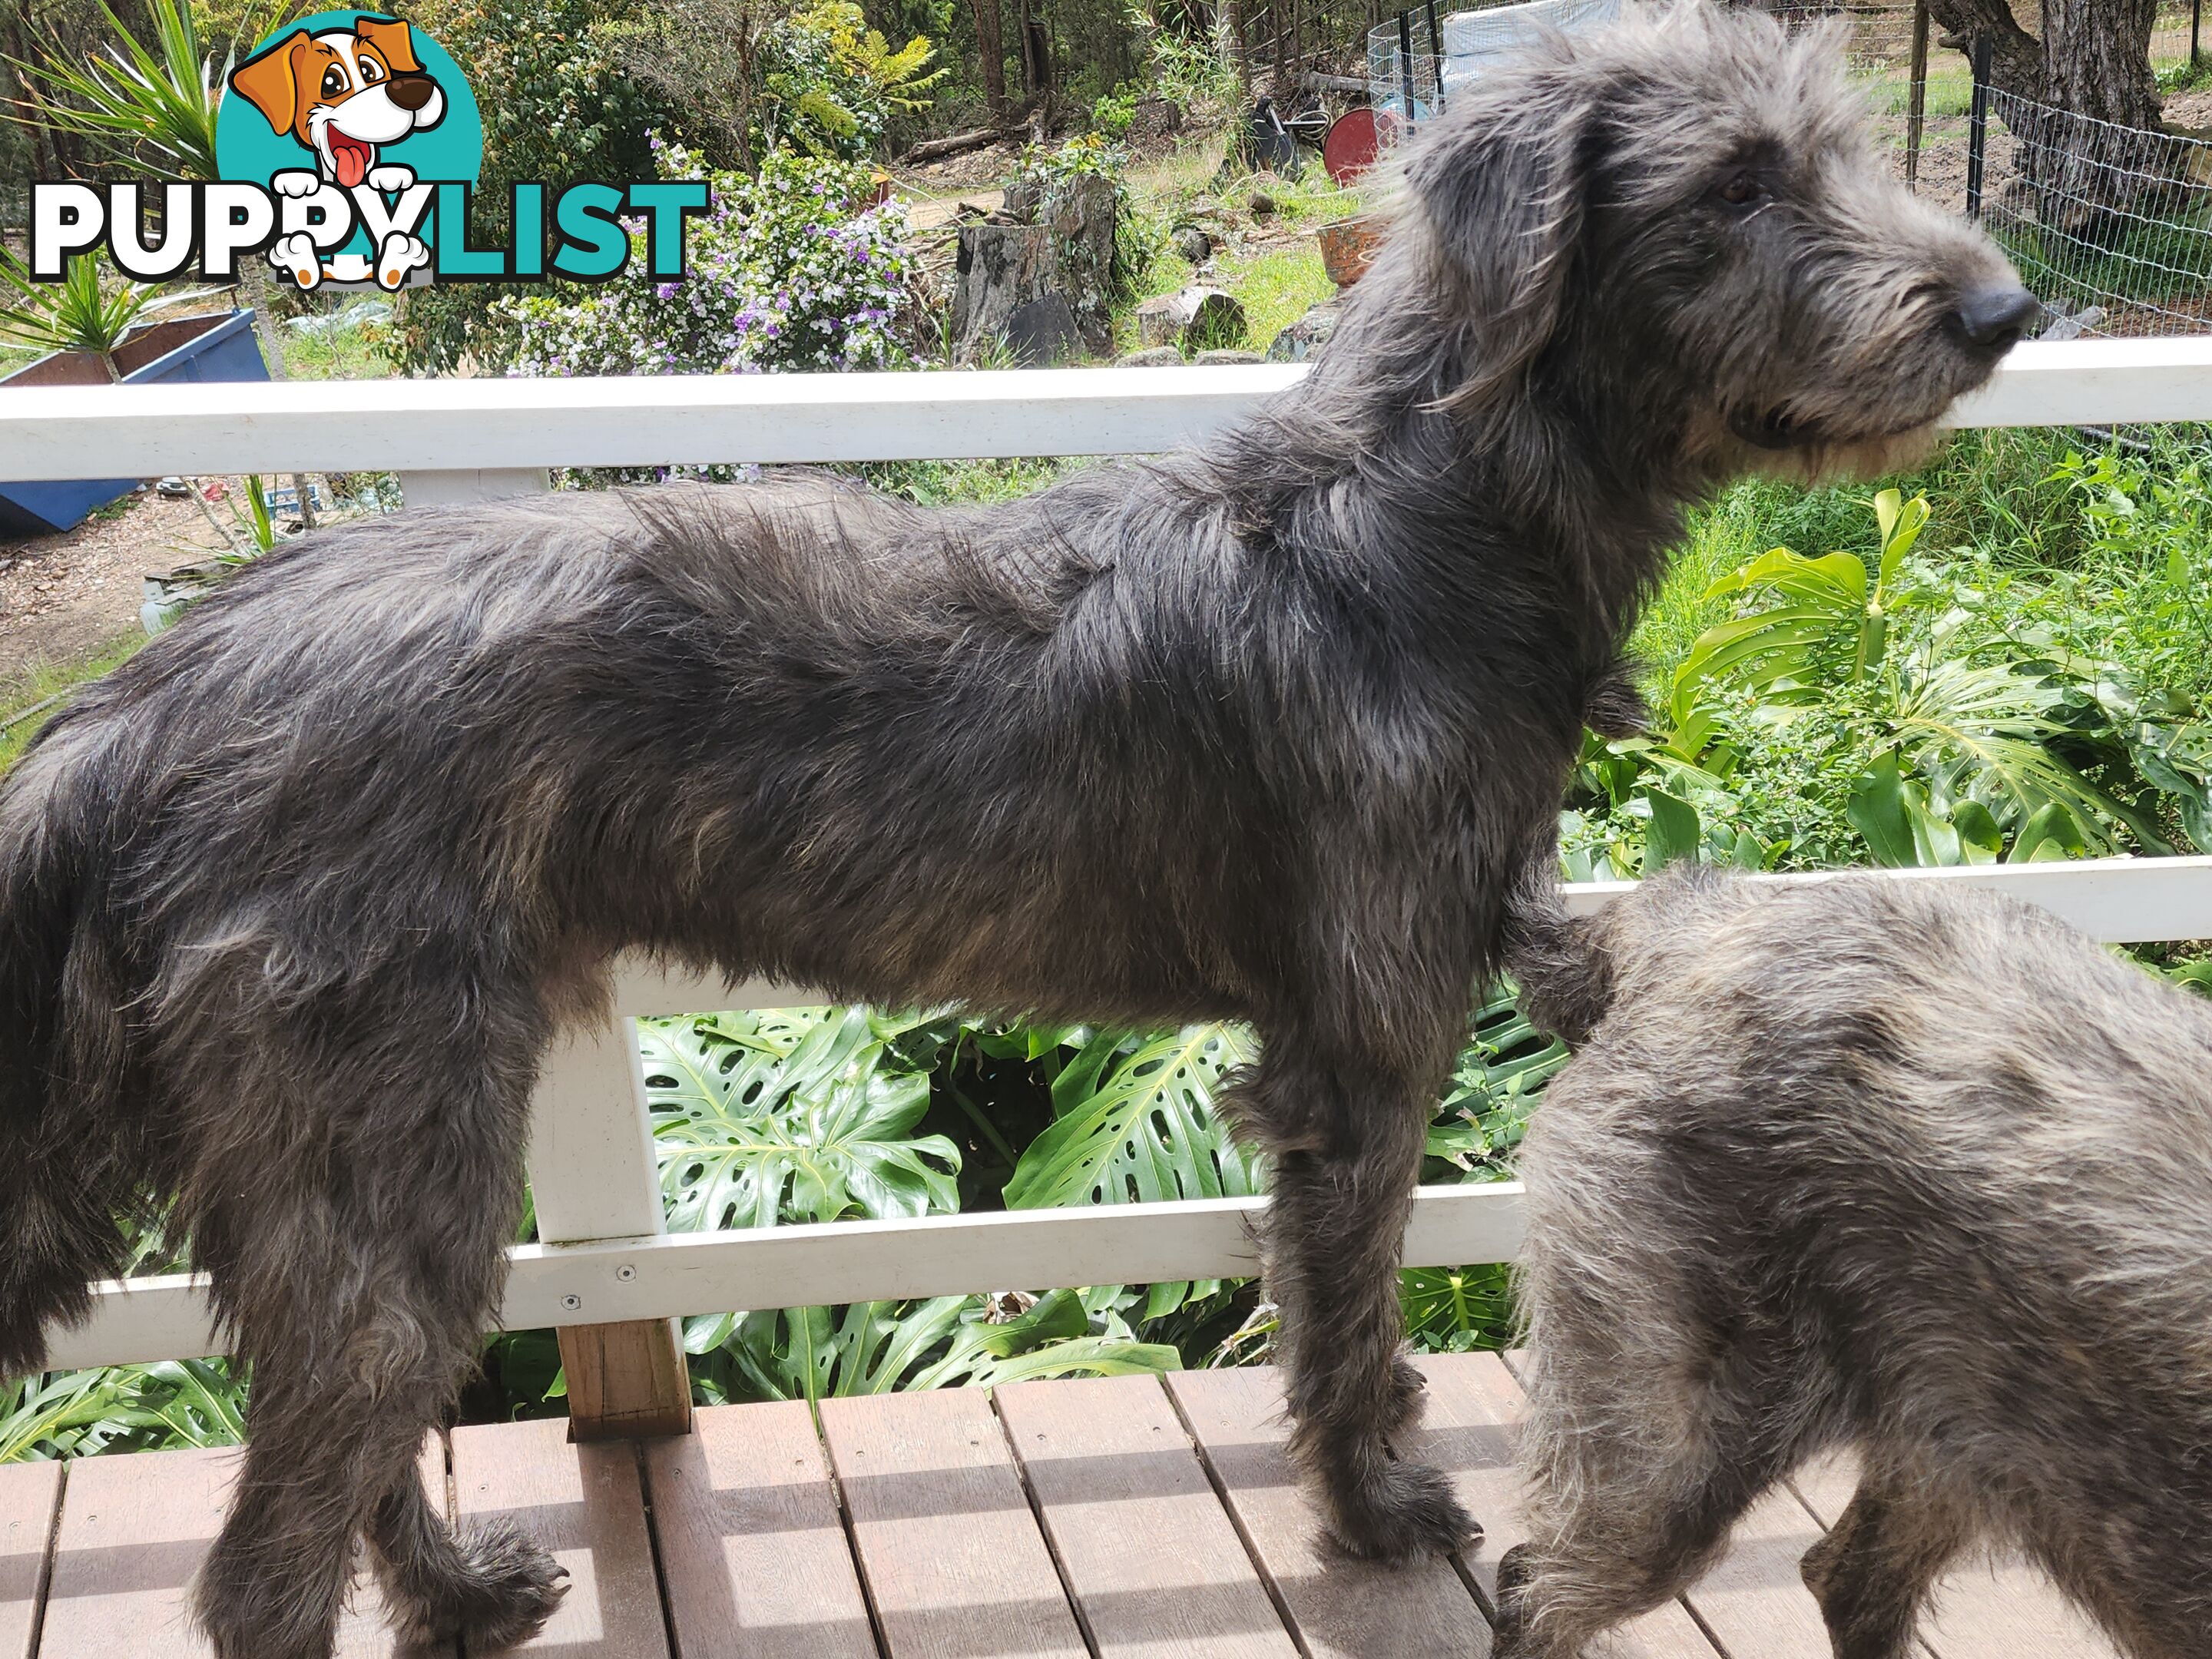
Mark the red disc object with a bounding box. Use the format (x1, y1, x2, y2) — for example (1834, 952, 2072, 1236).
(1323, 109, 1385, 185)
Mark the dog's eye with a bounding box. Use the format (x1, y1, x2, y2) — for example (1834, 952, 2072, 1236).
(1717, 172, 1766, 210)
(320, 65, 347, 98)
(359, 58, 383, 83)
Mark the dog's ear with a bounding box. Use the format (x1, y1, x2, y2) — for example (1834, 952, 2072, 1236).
(229, 31, 310, 135)
(1403, 60, 1598, 413)
(354, 17, 425, 75)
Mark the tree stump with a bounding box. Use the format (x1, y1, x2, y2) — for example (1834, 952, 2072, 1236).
(949, 171, 1118, 363)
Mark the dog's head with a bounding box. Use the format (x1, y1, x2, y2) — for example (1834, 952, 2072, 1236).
(1395, 2, 2032, 482)
(230, 17, 446, 189)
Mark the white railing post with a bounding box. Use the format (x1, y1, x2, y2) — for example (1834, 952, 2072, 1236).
(525, 1015, 694, 1439)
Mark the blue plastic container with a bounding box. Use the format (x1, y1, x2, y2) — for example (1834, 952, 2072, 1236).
(0, 310, 270, 538)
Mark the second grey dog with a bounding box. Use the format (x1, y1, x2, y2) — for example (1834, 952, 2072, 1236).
(1500, 866, 2212, 1658)
(0, 8, 2032, 1656)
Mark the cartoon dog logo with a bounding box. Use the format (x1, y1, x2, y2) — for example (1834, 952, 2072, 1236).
(228, 15, 445, 290)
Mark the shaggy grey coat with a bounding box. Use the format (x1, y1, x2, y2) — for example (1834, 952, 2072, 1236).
(0, 7, 2030, 1654)
(1501, 866, 2212, 1659)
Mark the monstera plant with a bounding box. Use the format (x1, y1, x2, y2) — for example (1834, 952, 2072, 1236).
(637, 1003, 1175, 1404)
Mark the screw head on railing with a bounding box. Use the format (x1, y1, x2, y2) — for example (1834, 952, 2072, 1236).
(561, 1293, 583, 1312)
(616, 1264, 637, 1282)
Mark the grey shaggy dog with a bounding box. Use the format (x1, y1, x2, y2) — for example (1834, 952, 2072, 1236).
(1499, 867, 2212, 1659)
(0, 7, 2032, 1655)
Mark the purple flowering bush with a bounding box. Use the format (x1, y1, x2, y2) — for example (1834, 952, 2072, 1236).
(497, 141, 920, 378)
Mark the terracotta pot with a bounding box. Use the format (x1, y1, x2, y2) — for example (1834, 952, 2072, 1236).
(1316, 215, 1386, 288)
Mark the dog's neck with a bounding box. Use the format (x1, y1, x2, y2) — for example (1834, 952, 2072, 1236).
(1204, 288, 1698, 662)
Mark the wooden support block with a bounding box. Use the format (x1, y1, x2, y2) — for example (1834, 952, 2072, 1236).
(1162, 1364, 1494, 1659)
(995, 1373, 1297, 1657)
(0, 1460, 61, 1659)
(644, 1399, 875, 1658)
(558, 1317, 694, 1441)
(450, 1415, 669, 1658)
(820, 1386, 1087, 1659)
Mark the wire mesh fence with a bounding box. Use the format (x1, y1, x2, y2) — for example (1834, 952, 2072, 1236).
(1753, 3, 2212, 339)
(1365, 0, 1624, 116)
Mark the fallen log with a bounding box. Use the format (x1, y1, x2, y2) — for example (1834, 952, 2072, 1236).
(902, 124, 1022, 164)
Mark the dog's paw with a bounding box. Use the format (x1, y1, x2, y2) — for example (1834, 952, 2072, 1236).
(386, 1518, 568, 1650)
(365, 164, 416, 194)
(374, 232, 430, 291)
(1489, 1543, 1539, 1654)
(271, 169, 322, 199)
(269, 230, 324, 290)
(1324, 1458, 1482, 1565)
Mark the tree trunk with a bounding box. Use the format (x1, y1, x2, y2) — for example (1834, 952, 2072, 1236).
(969, 0, 1008, 119)
(1018, 0, 1051, 102)
(2042, 0, 2159, 131)
(1928, 0, 2165, 243)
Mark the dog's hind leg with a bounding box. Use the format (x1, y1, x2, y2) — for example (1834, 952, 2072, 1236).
(1798, 1465, 1969, 1659)
(1232, 1038, 1479, 1562)
(186, 1029, 562, 1659)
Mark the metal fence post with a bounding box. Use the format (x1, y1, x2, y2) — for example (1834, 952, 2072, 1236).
(2194, 0, 2203, 73)
(1426, 0, 1445, 112)
(1906, 0, 1929, 190)
(1965, 32, 1992, 222)
(1399, 9, 1416, 123)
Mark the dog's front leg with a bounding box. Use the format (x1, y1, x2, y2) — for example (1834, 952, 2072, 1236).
(1229, 1037, 1482, 1561)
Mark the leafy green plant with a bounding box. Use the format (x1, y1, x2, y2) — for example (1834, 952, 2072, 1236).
(644, 1005, 959, 1229)
(685, 1286, 1174, 1404)
(3, 0, 232, 181)
(1, 1359, 243, 1461)
(755, 0, 942, 161)
(0, 249, 216, 379)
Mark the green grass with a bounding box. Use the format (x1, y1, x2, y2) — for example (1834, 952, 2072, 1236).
(0, 634, 145, 770)
(280, 317, 399, 379)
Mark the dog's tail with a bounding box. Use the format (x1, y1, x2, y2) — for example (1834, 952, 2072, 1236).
(1501, 851, 1617, 1048)
(0, 724, 134, 1375)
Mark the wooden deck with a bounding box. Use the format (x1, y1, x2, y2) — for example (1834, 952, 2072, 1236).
(0, 1353, 2114, 1658)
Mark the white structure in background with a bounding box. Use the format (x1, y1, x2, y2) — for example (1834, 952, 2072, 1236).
(1368, 0, 1626, 118)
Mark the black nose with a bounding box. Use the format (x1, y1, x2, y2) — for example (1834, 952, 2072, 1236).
(387, 72, 437, 112)
(1949, 284, 2039, 353)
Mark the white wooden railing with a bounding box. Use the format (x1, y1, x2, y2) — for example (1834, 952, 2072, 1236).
(4, 337, 2210, 1431)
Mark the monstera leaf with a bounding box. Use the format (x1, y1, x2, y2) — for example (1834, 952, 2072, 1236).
(1005, 1025, 1262, 1209)
(1004, 1023, 1263, 1319)
(642, 1005, 959, 1230)
(684, 1288, 1177, 1404)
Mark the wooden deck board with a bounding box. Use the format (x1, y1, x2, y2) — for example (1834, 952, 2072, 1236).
(995, 1373, 1296, 1657)
(450, 1417, 669, 1659)
(820, 1386, 1087, 1659)
(643, 1399, 876, 1659)
(11, 1359, 2139, 1658)
(1162, 1364, 1494, 1659)
(0, 1460, 60, 1659)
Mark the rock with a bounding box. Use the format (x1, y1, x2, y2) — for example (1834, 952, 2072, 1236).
(2038, 303, 2103, 343)
(1193, 348, 1264, 366)
(1174, 226, 1213, 263)
(1002, 294, 1083, 366)
(1267, 298, 1343, 363)
(1117, 346, 1186, 366)
(1135, 285, 1248, 352)
(1250, 190, 1278, 217)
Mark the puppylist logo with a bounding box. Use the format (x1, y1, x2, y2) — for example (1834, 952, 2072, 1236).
(29, 10, 707, 293)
